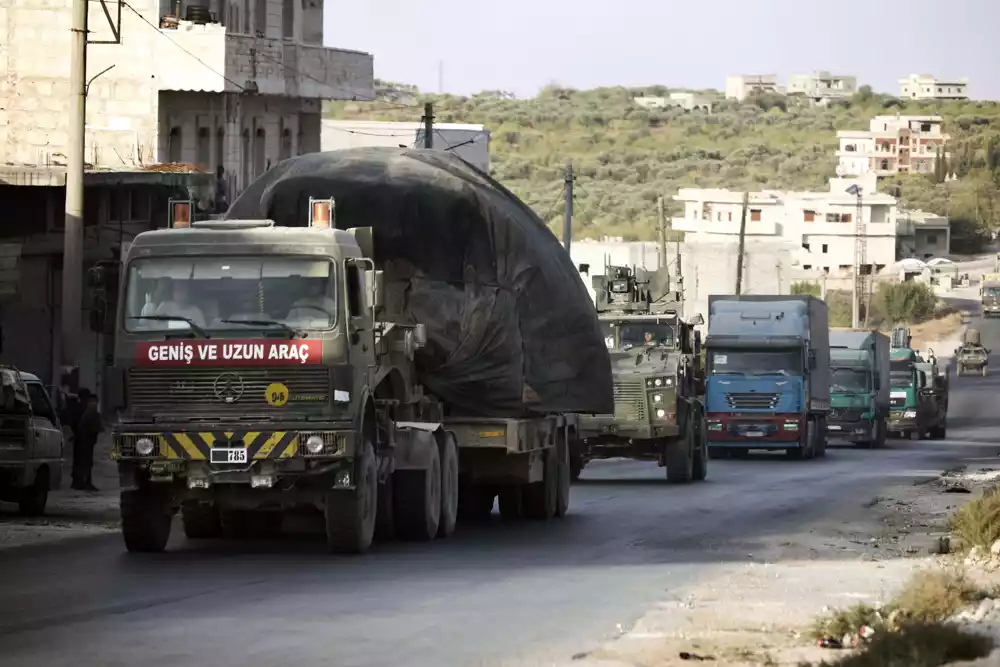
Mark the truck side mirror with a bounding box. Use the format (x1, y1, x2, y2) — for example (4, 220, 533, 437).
(413, 323, 427, 349)
(365, 269, 384, 311)
(918, 370, 927, 388)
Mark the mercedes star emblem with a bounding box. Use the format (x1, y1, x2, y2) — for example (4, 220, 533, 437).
(213, 373, 245, 404)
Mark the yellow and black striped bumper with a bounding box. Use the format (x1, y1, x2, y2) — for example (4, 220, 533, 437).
(113, 430, 323, 461)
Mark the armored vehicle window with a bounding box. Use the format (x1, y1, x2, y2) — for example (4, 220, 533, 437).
(124, 257, 337, 332)
(709, 350, 802, 376)
(619, 323, 675, 348)
(25, 382, 57, 425)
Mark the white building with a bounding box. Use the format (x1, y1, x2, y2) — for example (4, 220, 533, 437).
(896, 210, 951, 259)
(671, 175, 899, 276)
(725, 75, 782, 101)
(837, 115, 949, 177)
(899, 74, 969, 100)
(0, 0, 374, 201)
(632, 92, 714, 112)
(786, 71, 857, 102)
(322, 120, 491, 172)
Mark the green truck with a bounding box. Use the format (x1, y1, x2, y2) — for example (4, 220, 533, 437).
(828, 329, 890, 448)
(576, 265, 708, 483)
(887, 328, 949, 440)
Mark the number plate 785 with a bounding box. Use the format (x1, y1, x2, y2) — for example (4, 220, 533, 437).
(211, 448, 248, 464)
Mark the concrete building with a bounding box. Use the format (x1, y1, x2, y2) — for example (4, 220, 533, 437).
(899, 74, 969, 100)
(632, 92, 714, 112)
(0, 0, 374, 391)
(322, 120, 491, 173)
(837, 115, 949, 177)
(725, 75, 782, 102)
(896, 210, 951, 259)
(786, 71, 857, 102)
(671, 174, 899, 277)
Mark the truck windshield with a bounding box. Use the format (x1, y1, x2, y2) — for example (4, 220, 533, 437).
(830, 368, 870, 393)
(618, 323, 675, 348)
(985, 287, 1000, 298)
(123, 257, 337, 333)
(708, 350, 802, 376)
(889, 360, 913, 387)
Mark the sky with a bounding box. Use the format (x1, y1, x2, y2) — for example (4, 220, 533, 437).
(325, 0, 999, 100)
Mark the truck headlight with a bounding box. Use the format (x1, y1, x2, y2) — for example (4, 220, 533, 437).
(646, 376, 672, 388)
(653, 393, 663, 403)
(656, 408, 666, 419)
(135, 437, 155, 457)
(903, 410, 916, 419)
(305, 434, 325, 455)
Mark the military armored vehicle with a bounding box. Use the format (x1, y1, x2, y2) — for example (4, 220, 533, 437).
(955, 328, 989, 377)
(577, 265, 708, 483)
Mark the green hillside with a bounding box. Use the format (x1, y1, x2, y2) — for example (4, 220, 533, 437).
(326, 85, 1000, 249)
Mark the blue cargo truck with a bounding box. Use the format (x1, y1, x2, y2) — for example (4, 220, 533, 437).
(704, 295, 830, 460)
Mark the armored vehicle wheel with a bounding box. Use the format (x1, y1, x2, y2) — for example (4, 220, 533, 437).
(665, 432, 695, 484)
(324, 439, 378, 554)
(984, 366, 988, 377)
(437, 432, 459, 538)
(121, 489, 172, 553)
(498, 486, 523, 520)
(555, 435, 571, 518)
(524, 447, 558, 520)
(18, 468, 49, 517)
(693, 429, 708, 481)
(956, 366, 963, 377)
(458, 483, 495, 521)
(394, 441, 441, 541)
(181, 502, 221, 539)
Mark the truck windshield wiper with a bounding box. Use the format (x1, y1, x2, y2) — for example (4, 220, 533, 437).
(129, 315, 211, 339)
(220, 318, 300, 339)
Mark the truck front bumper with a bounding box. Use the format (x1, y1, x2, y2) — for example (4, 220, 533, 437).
(706, 413, 802, 449)
(579, 416, 679, 442)
(826, 419, 874, 442)
(887, 412, 918, 433)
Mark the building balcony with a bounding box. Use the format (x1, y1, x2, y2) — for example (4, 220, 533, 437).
(154, 22, 374, 100)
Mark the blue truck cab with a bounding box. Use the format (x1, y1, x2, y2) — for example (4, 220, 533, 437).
(704, 295, 830, 460)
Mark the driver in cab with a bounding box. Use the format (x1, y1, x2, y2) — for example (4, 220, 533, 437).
(153, 281, 208, 329)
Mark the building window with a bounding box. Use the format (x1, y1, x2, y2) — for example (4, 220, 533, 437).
(750, 209, 761, 222)
(881, 159, 889, 170)
(197, 127, 211, 169)
(927, 233, 938, 244)
(842, 213, 852, 223)
(727, 212, 732, 222)
(255, 0, 266, 34)
(802, 243, 811, 251)
(241, 129, 250, 189)
(822, 244, 828, 254)
(804, 210, 815, 222)
(803, 264, 812, 270)
(215, 126, 225, 169)
(282, 0, 294, 38)
(279, 126, 292, 161)
(254, 127, 266, 178)
(167, 127, 182, 163)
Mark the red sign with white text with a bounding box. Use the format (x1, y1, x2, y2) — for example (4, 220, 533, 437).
(135, 340, 324, 366)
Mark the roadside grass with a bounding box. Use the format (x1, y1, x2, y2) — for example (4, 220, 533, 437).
(806, 568, 994, 667)
(951, 486, 1000, 553)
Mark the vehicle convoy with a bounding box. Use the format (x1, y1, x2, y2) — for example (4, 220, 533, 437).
(0, 367, 64, 516)
(577, 264, 708, 483)
(955, 328, 990, 377)
(887, 328, 949, 439)
(827, 329, 890, 448)
(97, 148, 613, 554)
(982, 273, 1000, 318)
(703, 295, 830, 460)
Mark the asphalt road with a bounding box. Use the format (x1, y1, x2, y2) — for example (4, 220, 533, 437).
(1, 322, 998, 667)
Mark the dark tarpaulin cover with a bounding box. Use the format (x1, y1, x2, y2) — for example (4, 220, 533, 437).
(225, 147, 613, 417)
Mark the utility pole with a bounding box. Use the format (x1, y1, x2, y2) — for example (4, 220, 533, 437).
(562, 162, 574, 253)
(735, 191, 749, 295)
(657, 196, 667, 270)
(847, 184, 865, 328)
(62, 0, 88, 384)
(423, 102, 434, 148)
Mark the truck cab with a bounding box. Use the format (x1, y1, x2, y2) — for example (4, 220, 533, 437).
(982, 275, 1000, 318)
(887, 335, 948, 440)
(577, 265, 708, 483)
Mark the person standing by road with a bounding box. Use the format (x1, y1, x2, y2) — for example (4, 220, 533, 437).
(71, 391, 103, 491)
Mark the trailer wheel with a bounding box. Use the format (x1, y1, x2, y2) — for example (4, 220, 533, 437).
(121, 489, 172, 553)
(18, 468, 49, 517)
(524, 448, 558, 520)
(437, 432, 459, 538)
(181, 502, 221, 539)
(498, 486, 523, 521)
(324, 439, 378, 554)
(394, 442, 441, 541)
(555, 433, 571, 518)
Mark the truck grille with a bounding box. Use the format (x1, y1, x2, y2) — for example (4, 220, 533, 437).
(889, 395, 906, 408)
(128, 367, 331, 417)
(613, 380, 645, 421)
(725, 392, 779, 410)
(829, 408, 865, 422)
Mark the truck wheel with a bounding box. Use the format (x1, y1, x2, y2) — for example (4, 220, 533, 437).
(555, 435, 571, 518)
(957, 366, 963, 377)
(325, 440, 378, 554)
(498, 486, 523, 521)
(437, 433, 459, 538)
(570, 446, 584, 481)
(393, 442, 441, 541)
(458, 483, 495, 521)
(665, 433, 694, 484)
(877, 420, 888, 448)
(121, 489, 172, 553)
(692, 429, 708, 481)
(984, 366, 988, 377)
(374, 472, 395, 541)
(181, 502, 221, 539)
(18, 468, 49, 517)
(524, 448, 558, 520)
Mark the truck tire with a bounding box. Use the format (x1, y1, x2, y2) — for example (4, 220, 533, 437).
(877, 420, 888, 448)
(787, 419, 816, 460)
(374, 472, 395, 541)
(458, 483, 495, 521)
(121, 489, 172, 553)
(437, 432, 459, 538)
(18, 468, 49, 517)
(524, 448, 558, 520)
(692, 428, 708, 481)
(181, 502, 221, 539)
(957, 366, 963, 377)
(393, 442, 441, 541)
(665, 432, 694, 484)
(570, 446, 584, 481)
(498, 486, 522, 521)
(324, 439, 378, 554)
(984, 366, 988, 377)
(555, 434, 571, 518)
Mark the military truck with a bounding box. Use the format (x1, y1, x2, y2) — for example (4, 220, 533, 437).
(827, 330, 890, 448)
(982, 274, 1000, 318)
(955, 328, 989, 377)
(704, 295, 830, 460)
(95, 189, 608, 554)
(887, 328, 948, 439)
(577, 265, 708, 483)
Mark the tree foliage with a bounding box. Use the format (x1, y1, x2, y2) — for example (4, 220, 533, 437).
(872, 282, 938, 325)
(327, 88, 1000, 243)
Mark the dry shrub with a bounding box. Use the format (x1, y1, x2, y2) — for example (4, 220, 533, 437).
(891, 568, 983, 624)
(951, 486, 1000, 551)
(805, 623, 993, 667)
